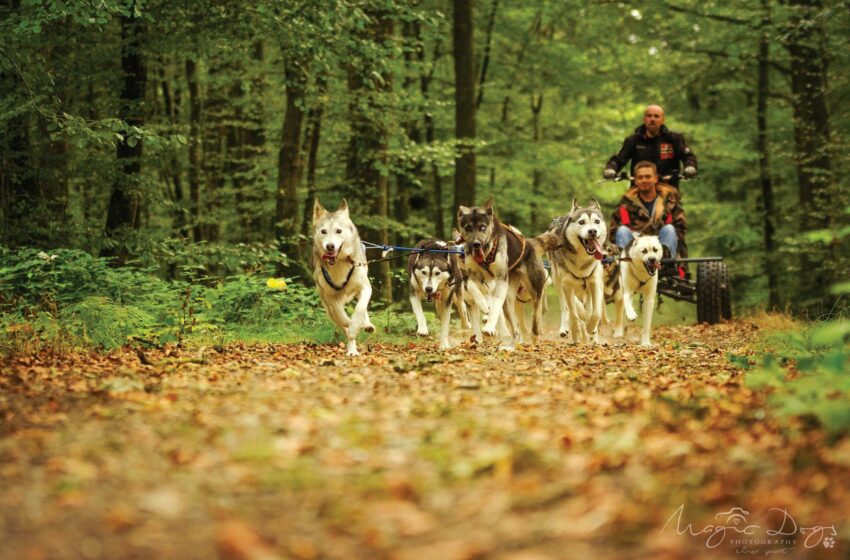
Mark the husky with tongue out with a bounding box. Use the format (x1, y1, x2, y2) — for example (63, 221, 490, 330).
(539, 198, 608, 344)
(311, 199, 375, 356)
(456, 196, 548, 350)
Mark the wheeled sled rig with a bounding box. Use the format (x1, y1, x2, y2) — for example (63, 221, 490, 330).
(657, 257, 731, 324)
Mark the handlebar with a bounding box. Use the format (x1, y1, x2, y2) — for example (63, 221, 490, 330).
(597, 170, 696, 184)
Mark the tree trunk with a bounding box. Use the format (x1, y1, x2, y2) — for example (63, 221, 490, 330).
(103, 4, 146, 265)
(1, 113, 38, 246)
(783, 0, 835, 312)
(202, 62, 227, 243)
(275, 57, 307, 267)
(185, 58, 203, 243)
(476, 0, 498, 110)
(242, 41, 268, 240)
(419, 32, 445, 240)
(453, 0, 476, 209)
(345, 13, 394, 303)
(757, 0, 779, 310)
(530, 93, 543, 231)
(161, 67, 187, 238)
(300, 75, 327, 244)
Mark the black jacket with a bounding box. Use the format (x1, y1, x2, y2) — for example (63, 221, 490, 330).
(605, 124, 697, 187)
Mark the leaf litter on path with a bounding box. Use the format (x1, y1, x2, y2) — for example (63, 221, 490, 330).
(0, 321, 848, 559)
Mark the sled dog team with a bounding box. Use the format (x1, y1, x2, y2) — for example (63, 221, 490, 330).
(312, 197, 663, 356)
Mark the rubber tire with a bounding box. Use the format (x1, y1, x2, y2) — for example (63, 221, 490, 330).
(697, 262, 725, 324)
(719, 264, 732, 320)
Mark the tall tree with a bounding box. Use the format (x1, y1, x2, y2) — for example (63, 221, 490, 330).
(345, 11, 394, 302)
(757, 0, 779, 309)
(103, 2, 147, 264)
(185, 58, 203, 243)
(275, 56, 308, 269)
(453, 0, 476, 209)
(783, 0, 835, 311)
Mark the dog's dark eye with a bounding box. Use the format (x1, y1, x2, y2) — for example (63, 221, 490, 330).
(595, 219, 601, 224)
(320, 229, 327, 234)
(578, 220, 585, 225)
(336, 229, 342, 234)
(464, 226, 472, 232)
(642, 249, 648, 254)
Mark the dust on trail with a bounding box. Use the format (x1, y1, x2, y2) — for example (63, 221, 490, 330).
(1, 321, 848, 560)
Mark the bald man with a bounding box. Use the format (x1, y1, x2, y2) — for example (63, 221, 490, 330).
(603, 105, 697, 189)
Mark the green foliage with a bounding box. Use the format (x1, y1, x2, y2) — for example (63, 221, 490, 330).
(0, 247, 327, 353)
(744, 319, 850, 436)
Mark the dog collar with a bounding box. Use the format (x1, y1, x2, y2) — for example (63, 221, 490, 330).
(321, 263, 355, 291)
(567, 261, 599, 290)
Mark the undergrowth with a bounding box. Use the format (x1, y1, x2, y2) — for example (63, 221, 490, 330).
(0, 247, 418, 355)
(736, 309, 850, 437)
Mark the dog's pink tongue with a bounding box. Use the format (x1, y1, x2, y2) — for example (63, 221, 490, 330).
(591, 239, 604, 260)
(472, 248, 485, 264)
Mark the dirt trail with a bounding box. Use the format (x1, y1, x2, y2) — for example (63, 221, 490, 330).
(1, 322, 848, 560)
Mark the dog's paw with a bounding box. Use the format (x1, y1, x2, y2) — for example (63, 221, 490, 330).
(613, 329, 624, 338)
(625, 308, 638, 322)
(640, 339, 652, 347)
(482, 326, 497, 337)
(498, 343, 516, 352)
(559, 329, 569, 338)
(363, 322, 376, 333)
(439, 341, 451, 351)
(416, 328, 429, 337)
(346, 343, 360, 357)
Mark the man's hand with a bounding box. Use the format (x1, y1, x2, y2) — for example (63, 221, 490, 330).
(603, 168, 617, 180)
(683, 166, 697, 179)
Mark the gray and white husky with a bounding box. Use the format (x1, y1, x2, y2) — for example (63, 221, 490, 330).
(612, 233, 662, 346)
(408, 239, 474, 350)
(311, 199, 375, 356)
(538, 199, 607, 343)
(457, 196, 548, 350)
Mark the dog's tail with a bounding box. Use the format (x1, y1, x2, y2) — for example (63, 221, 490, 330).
(530, 231, 561, 255)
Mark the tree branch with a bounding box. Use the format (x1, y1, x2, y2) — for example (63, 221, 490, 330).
(658, 1, 752, 26)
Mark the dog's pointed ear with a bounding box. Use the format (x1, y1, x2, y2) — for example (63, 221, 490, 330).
(571, 198, 580, 213)
(483, 195, 494, 216)
(457, 206, 471, 224)
(337, 199, 349, 216)
(589, 197, 601, 211)
(313, 199, 327, 223)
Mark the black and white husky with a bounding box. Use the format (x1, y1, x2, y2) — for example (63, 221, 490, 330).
(612, 233, 661, 346)
(408, 239, 471, 350)
(311, 199, 375, 356)
(539, 199, 607, 343)
(457, 197, 548, 350)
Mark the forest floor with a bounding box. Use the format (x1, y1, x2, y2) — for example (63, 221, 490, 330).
(1, 319, 849, 560)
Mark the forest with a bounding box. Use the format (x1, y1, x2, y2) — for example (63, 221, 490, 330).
(2, 0, 848, 316)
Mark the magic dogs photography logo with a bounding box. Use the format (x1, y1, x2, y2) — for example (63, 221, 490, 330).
(662, 505, 838, 555)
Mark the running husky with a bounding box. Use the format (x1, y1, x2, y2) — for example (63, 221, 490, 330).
(311, 199, 375, 356)
(612, 233, 662, 346)
(538, 199, 607, 343)
(456, 197, 548, 349)
(408, 239, 470, 350)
